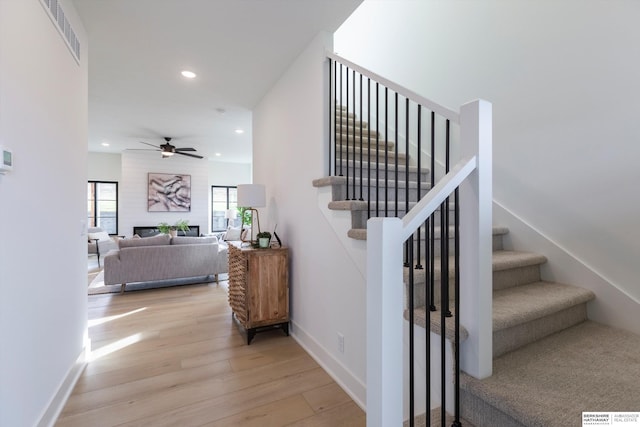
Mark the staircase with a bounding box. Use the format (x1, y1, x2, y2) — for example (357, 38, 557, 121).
(315, 106, 640, 426)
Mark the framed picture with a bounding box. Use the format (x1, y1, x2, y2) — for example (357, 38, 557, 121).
(148, 173, 191, 212)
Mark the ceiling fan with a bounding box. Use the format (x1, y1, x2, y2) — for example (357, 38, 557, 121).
(138, 137, 203, 159)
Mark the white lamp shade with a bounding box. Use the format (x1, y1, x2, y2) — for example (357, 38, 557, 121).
(237, 184, 265, 208)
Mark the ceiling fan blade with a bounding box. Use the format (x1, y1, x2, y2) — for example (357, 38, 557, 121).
(175, 147, 196, 152)
(140, 141, 161, 149)
(175, 151, 203, 159)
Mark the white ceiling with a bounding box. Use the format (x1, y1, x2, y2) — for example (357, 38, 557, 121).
(73, 0, 362, 163)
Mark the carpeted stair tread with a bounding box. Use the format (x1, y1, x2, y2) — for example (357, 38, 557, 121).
(347, 228, 367, 240)
(493, 281, 595, 331)
(405, 306, 469, 342)
(492, 250, 547, 272)
(461, 321, 640, 427)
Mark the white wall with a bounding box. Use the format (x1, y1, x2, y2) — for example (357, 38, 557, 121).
(120, 151, 209, 236)
(253, 32, 367, 406)
(335, 0, 640, 302)
(0, 1, 88, 425)
(88, 152, 121, 181)
(208, 160, 252, 187)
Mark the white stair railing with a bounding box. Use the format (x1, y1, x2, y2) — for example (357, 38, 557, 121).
(366, 99, 492, 426)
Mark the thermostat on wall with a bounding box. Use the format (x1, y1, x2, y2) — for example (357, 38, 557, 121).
(0, 146, 13, 174)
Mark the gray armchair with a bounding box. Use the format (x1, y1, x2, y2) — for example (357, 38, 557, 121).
(88, 226, 119, 267)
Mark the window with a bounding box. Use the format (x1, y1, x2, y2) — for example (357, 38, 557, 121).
(88, 181, 118, 234)
(211, 186, 238, 231)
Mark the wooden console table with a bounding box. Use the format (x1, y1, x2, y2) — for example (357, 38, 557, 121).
(228, 243, 289, 344)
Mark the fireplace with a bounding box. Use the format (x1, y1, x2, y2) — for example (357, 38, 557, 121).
(133, 225, 200, 238)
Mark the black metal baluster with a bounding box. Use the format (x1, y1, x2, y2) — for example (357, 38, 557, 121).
(352, 69, 357, 200)
(329, 58, 332, 177)
(367, 78, 371, 219)
(416, 105, 423, 269)
(452, 186, 462, 427)
(443, 119, 452, 318)
(359, 73, 364, 201)
(425, 218, 431, 425)
(408, 234, 415, 427)
(441, 255, 447, 427)
(384, 87, 389, 217)
(339, 63, 343, 177)
(376, 83, 380, 217)
(395, 92, 399, 218)
(429, 111, 436, 312)
(345, 66, 350, 199)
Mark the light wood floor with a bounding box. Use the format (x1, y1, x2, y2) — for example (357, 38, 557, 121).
(56, 280, 365, 426)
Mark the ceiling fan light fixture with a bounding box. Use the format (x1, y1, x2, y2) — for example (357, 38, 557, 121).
(161, 151, 174, 157)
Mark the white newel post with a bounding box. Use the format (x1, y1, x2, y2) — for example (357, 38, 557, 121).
(366, 217, 403, 427)
(459, 99, 493, 379)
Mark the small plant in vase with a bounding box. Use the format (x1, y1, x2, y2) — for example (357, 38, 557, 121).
(257, 231, 271, 248)
(158, 219, 190, 237)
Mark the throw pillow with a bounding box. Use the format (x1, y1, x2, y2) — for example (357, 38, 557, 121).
(119, 233, 170, 249)
(171, 236, 217, 245)
(224, 227, 242, 241)
(88, 231, 111, 242)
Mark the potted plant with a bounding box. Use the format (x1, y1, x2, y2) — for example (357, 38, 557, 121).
(257, 231, 271, 248)
(157, 219, 190, 237)
(174, 219, 190, 234)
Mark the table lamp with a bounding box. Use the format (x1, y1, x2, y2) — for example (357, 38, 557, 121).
(237, 184, 265, 244)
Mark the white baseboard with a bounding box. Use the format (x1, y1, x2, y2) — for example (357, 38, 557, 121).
(37, 345, 88, 427)
(494, 201, 640, 336)
(290, 320, 366, 411)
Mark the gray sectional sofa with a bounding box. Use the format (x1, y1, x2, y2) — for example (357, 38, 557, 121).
(103, 234, 228, 293)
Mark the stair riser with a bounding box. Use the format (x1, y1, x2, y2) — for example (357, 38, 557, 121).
(493, 304, 588, 358)
(337, 147, 407, 163)
(460, 389, 526, 427)
(493, 265, 541, 291)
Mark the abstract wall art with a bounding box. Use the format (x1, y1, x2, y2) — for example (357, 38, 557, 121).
(148, 173, 191, 212)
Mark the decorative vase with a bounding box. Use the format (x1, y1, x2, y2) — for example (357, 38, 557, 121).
(258, 237, 270, 248)
(169, 230, 177, 238)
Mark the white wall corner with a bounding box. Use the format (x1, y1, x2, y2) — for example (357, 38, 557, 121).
(290, 321, 366, 410)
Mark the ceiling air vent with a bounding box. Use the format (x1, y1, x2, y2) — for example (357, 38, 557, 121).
(39, 0, 81, 64)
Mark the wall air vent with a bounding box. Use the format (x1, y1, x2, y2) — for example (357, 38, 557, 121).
(39, 0, 81, 64)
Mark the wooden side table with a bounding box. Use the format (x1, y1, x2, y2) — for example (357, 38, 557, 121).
(228, 243, 289, 344)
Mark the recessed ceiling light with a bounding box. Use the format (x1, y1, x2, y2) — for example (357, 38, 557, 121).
(215, 153, 222, 157)
(181, 70, 196, 79)
(235, 129, 244, 134)
(101, 142, 110, 147)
